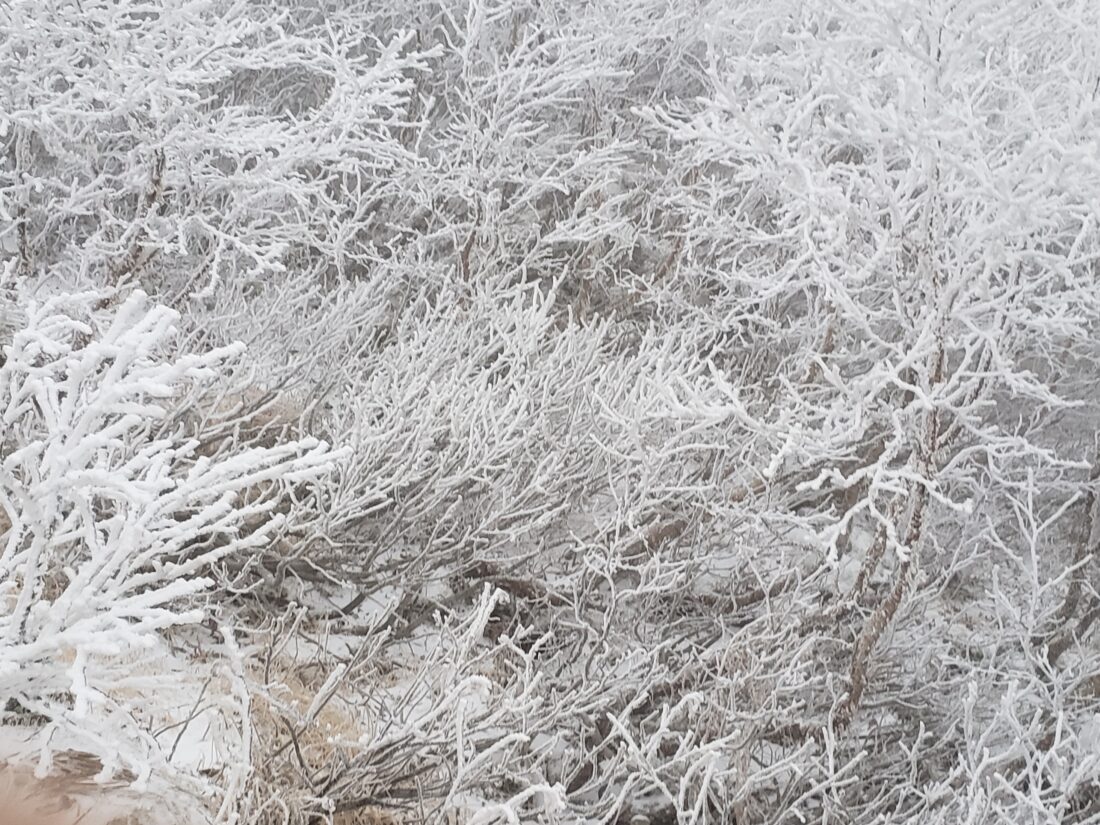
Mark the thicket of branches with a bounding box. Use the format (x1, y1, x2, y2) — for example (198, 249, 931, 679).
(2, 0, 1100, 823)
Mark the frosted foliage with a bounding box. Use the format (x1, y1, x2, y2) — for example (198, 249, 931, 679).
(2, 0, 1100, 824)
(0, 291, 336, 820)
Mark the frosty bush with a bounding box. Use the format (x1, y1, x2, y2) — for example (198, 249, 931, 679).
(3, 0, 1100, 823)
(0, 289, 336, 820)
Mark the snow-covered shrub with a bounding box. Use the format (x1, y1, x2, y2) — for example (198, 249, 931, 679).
(636, 0, 1100, 818)
(0, 289, 337, 820)
(4, 0, 1100, 823)
(0, 0, 431, 297)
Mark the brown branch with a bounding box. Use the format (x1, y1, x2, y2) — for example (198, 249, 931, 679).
(1035, 458, 1100, 666)
(837, 289, 945, 731)
(101, 148, 167, 305)
(457, 199, 481, 281)
(1054, 460, 1100, 626)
